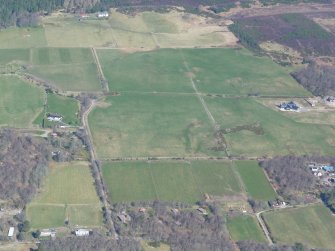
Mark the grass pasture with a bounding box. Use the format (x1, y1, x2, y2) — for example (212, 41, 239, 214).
(0, 75, 44, 128)
(206, 97, 335, 156)
(89, 93, 222, 158)
(43, 16, 118, 47)
(34, 93, 80, 127)
(27, 162, 102, 229)
(191, 161, 242, 196)
(227, 215, 267, 242)
(0, 49, 30, 65)
(234, 161, 276, 201)
(97, 48, 309, 96)
(47, 94, 80, 125)
(263, 204, 335, 249)
(97, 49, 192, 93)
(181, 48, 310, 96)
(28, 47, 101, 91)
(102, 161, 242, 203)
(0, 27, 47, 48)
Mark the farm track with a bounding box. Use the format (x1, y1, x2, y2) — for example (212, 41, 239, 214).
(82, 100, 117, 237)
(256, 210, 274, 245)
(91, 47, 109, 93)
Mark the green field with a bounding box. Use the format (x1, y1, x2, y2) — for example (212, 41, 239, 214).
(206, 97, 335, 156)
(43, 16, 155, 48)
(0, 27, 47, 48)
(89, 93, 221, 158)
(97, 48, 308, 96)
(191, 161, 242, 196)
(181, 48, 310, 96)
(235, 161, 276, 200)
(263, 204, 335, 249)
(102, 161, 243, 203)
(0, 49, 30, 64)
(227, 215, 267, 242)
(47, 94, 79, 125)
(27, 162, 102, 229)
(34, 93, 80, 127)
(0, 75, 44, 128)
(28, 48, 101, 91)
(97, 49, 193, 93)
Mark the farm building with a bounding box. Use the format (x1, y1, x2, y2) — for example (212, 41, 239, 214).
(7, 227, 14, 237)
(197, 207, 208, 215)
(117, 211, 131, 224)
(47, 114, 63, 122)
(278, 101, 300, 112)
(75, 229, 90, 237)
(323, 166, 334, 172)
(97, 11, 109, 18)
(40, 229, 56, 238)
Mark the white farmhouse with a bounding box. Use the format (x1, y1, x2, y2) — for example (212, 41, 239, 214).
(75, 229, 90, 237)
(97, 11, 109, 18)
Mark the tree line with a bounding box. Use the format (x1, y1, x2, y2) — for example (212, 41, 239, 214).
(0, 0, 64, 27)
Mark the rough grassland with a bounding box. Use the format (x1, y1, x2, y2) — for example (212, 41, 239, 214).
(89, 93, 221, 158)
(97, 49, 193, 93)
(28, 48, 101, 91)
(0, 75, 44, 128)
(263, 204, 335, 249)
(43, 16, 155, 48)
(27, 162, 102, 229)
(0, 49, 30, 64)
(0, 27, 47, 48)
(227, 215, 267, 242)
(102, 161, 242, 203)
(43, 17, 118, 47)
(206, 97, 335, 156)
(182, 48, 310, 96)
(234, 160, 276, 201)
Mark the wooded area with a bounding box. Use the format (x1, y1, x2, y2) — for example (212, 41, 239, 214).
(0, 129, 49, 207)
(38, 234, 141, 251)
(292, 62, 335, 96)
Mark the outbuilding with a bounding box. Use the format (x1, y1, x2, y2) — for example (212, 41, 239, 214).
(75, 229, 90, 237)
(7, 227, 14, 237)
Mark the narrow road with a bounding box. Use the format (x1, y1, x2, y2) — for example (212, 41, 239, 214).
(91, 48, 109, 93)
(82, 100, 117, 237)
(256, 210, 273, 245)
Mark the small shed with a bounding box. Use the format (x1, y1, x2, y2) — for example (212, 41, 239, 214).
(7, 227, 14, 237)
